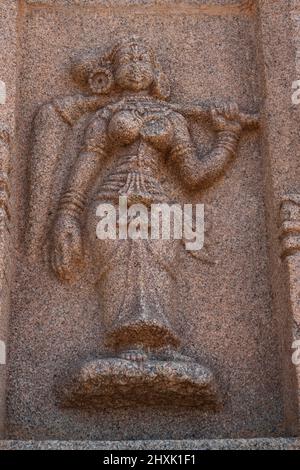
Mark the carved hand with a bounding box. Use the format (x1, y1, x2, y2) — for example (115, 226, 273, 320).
(211, 103, 242, 135)
(51, 213, 84, 282)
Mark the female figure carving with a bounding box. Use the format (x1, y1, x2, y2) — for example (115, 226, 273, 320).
(28, 38, 258, 406)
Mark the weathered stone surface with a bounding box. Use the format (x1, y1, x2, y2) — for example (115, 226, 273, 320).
(59, 356, 220, 409)
(0, 0, 300, 448)
(0, 0, 17, 440)
(0, 438, 300, 450)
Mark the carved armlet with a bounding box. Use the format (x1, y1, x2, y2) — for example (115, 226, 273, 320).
(58, 190, 87, 221)
(57, 142, 107, 220)
(213, 130, 241, 155)
(170, 130, 240, 163)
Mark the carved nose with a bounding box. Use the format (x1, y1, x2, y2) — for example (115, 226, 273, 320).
(130, 64, 140, 74)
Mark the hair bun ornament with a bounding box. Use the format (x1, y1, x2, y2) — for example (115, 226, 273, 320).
(88, 67, 114, 95)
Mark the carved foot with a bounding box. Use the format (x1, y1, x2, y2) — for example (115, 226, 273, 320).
(119, 347, 192, 363)
(119, 349, 148, 362)
(153, 347, 194, 363)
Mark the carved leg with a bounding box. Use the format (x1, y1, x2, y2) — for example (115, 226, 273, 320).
(56, 204, 220, 409)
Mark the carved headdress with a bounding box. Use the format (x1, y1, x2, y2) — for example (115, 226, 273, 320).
(71, 36, 170, 100)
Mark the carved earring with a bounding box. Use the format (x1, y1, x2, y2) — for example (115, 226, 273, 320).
(88, 67, 114, 95)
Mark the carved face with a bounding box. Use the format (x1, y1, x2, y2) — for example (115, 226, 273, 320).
(113, 44, 155, 92)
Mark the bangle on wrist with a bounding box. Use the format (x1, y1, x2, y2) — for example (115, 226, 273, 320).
(58, 190, 86, 220)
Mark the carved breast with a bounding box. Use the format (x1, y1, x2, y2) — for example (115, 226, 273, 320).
(108, 109, 174, 150)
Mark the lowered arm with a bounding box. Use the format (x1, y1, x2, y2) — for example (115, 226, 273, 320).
(58, 116, 108, 221)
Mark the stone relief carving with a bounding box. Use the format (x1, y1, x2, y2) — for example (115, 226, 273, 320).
(27, 38, 259, 408)
(280, 194, 300, 259)
(0, 124, 11, 221)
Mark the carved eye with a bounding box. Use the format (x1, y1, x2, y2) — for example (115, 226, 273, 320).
(88, 68, 113, 95)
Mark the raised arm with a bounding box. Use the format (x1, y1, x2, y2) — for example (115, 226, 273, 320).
(52, 116, 108, 282)
(169, 104, 242, 190)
